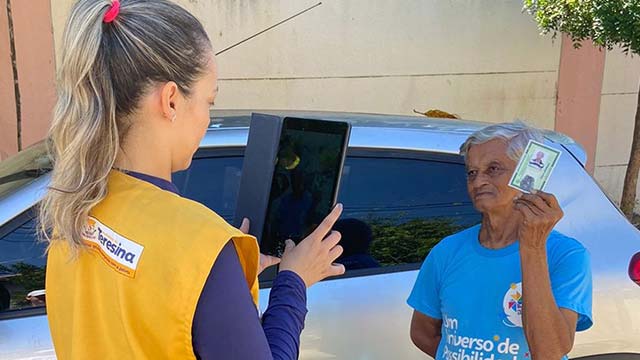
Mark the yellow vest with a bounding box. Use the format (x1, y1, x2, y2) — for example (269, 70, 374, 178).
(46, 170, 259, 359)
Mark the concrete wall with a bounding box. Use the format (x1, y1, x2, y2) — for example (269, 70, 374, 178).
(593, 48, 640, 207)
(11, 0, 56, 149)
(555, 36, 605, 174)
(49, 0, 561, 129)
(0, 0, 56, 161)
(0, 0, 18, 161)
(177, 0, 561, 128)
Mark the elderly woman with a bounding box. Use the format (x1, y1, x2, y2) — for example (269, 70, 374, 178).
(407, 123, 592, 360)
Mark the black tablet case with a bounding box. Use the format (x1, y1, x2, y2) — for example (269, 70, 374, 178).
(233, 113, 284, 241)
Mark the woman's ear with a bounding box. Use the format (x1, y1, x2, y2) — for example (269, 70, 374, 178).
(160, 81, 180, 122)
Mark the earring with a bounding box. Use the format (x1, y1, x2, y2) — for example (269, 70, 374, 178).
(171, 113, 177, 123)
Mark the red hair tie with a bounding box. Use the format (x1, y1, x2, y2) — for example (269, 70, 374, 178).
(103, 0, 120, 23)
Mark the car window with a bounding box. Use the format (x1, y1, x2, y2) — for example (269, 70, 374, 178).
(0, 212, 47, 315)
(0, 150, 481, 311)
(172, 155, 243, 222)
(336, 156, 480, 271)
(173, 151, 480, 280)
(0, 141, 51, 201)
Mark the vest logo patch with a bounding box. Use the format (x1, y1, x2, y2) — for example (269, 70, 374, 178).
(82, 217, 144, 278)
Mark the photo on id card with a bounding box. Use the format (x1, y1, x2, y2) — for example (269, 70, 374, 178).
(508, 140, 561, 193)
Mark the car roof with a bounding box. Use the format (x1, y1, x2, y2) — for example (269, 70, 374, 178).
(0, 110, 587, 228)
(209, 109, 486, 132)
(207, 110, 587, 164)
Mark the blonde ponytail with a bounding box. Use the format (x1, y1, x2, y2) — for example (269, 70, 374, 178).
(39, 0, 212, 254)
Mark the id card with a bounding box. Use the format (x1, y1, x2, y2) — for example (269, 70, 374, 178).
(508, 140, 561, 193)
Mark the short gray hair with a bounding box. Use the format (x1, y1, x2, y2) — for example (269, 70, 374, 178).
(459, 122, 545, 162)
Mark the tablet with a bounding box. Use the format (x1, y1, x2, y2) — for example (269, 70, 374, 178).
(260, 117, 350, 256)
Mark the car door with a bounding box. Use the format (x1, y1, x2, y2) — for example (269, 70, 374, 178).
(173, 146, 480, 359)
(0, 209, 54, 360)
(0, 145, 480, 359)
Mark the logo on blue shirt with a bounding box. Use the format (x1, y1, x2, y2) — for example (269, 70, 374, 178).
(502, 282, 523, 328)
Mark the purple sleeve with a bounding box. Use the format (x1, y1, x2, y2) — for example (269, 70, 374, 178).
(262, 270, 308, 359)
(192, 242, 308, 360)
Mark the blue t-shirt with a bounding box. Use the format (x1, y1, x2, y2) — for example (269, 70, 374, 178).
(407, 225, 593, 360)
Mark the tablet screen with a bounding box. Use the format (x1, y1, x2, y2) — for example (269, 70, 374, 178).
(260, 117, 350, 257)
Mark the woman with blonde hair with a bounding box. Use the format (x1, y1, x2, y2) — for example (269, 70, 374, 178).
(40, 1, 345, 358)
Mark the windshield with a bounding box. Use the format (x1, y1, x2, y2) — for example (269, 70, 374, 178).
(0, 141, 51, 200)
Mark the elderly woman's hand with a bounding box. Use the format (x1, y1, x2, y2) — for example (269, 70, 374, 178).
(514, 191, 564, 250)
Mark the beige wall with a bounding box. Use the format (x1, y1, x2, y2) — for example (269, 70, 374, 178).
(593, 48, 640, 208)
(202, 0, 560, 128)
(50, 0, 561, 129)
(50, 0, 71, 68)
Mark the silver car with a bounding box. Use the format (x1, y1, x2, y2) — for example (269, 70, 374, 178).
(1, 110, 639, 360)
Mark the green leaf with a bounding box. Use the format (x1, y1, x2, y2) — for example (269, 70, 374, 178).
(523, 0, 640, 55)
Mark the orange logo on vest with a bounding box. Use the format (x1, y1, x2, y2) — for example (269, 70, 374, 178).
(82, 217, 145, 278)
